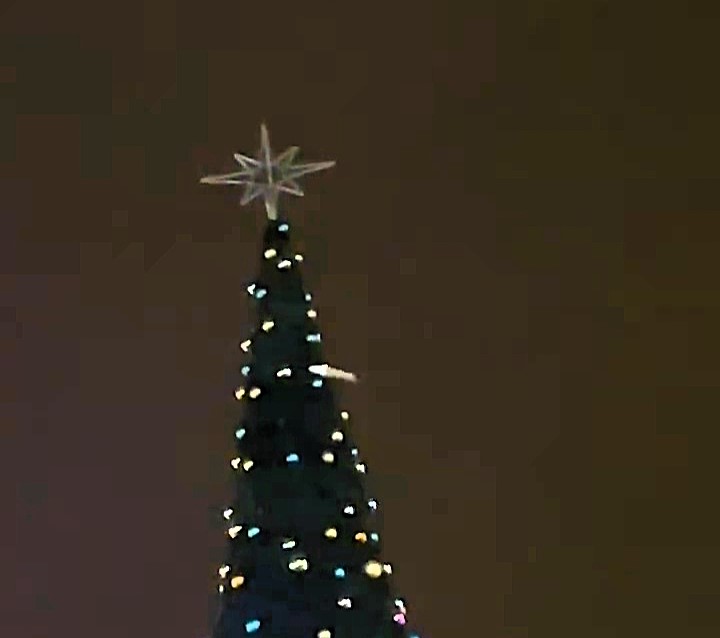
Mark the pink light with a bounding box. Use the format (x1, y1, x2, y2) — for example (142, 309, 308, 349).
(393, 613, 407, 625)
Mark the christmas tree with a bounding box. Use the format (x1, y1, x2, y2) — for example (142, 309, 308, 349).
(200, 125, 421, 638)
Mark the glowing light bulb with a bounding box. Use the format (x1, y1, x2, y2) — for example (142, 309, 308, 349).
(247, 527, 260, 538)
(219, 565, 230, 578)
(228, 526, 242, 539)
(282, 539, 296, 549)
(264, 248, 277, 259)
(324, 527, 338, 539)
(351, 448, 359, 457)
(305, 293, 312, 302)
(246, 283, 256, 295)
(340, 411, 349, 420)
(368, 499, 377, 510)
(218, 584, 224, 593)
(286, 453, 300, 463)
(242, 459, 254, 471)
(317, 630, 332, 638)
(279, 223, 289, 232)
(331, 430, 344, 442)
(277, 367, 292, 378)
(307, 333, 321, 343)
(354, 532, 367, 543)
(334, 567, 346, 578)
(312, 379, 323, 388)
(255, 288, 267, 299)
(231, 457, 241, 469)
(245, 619, 261, 633)
(338, 597, 352, 608)
(231, 575, 245, 588)
(393, 613, 406, 625)
(235, 428, 246, 440)
(241, 365, 250, 376)
(262, 320, 275, 331)
(322, 451, 335, 463)
(248, 387, 261, 399)
(223, 508, 233, 520)
(235, 388, 246, 400)
(370, 532, 379, 542)
(295, 253, 304, 262)
(364, 560, 383, 578)
(240, 339, 251, 352)
(278, 259, 292, 269)
(289, 557, 309, 572)
(355, 463, 367, 473)
(343, 505, 355, 515)
(307, 309, 317, 318)
(383, 563, 393, 574)
(395, 598, 407, 613)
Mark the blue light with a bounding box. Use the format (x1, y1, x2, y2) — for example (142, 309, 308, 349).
(279, 223, 289, 232)
(235, 428, 246, 440)
(247, 527, 260, 538)
(245, 619, 261, 633)
(241, 366, 250, 376)
(306, 333, 321, 343)
(312, 379, 323, 388)
(286, 453, 300, 463)
(255, 288, 267, 299)
(334, 567, 346, 578)
(370, 532, 379, 542)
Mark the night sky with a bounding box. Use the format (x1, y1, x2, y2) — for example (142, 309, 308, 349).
(4, 2, 720, 637)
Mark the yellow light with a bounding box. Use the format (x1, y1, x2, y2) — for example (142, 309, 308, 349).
(219, 565, 230, 578)
(355, 463, 366, 473)
(248, 387, 261, 399)
(242, 460, 254, 471)
(324, 527, 338, 539)
(235, 388, 246, 400)
(354, 532, 367, 543)
(264, 248, 277, 259)
(295, 254, 304, 262)
(231, 457, 241, 469)
(383, 563, 393, 574)
(240, 339, 251, 352)
(228, 526, 242, 539)
(330, 430, 344, 442)
(364, 560, 383, 578)
(322, 451, 335, 463)
(307, 309, 317, 318)
(289, 557, 309, 572)
(317, 630, 332, 638)
(340, 411, 349, 420)
(262, 320, 275, 331)
(230, 575, 245, 589)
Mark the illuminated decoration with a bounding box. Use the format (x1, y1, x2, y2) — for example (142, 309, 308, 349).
(242, 459, 254, 471)
(307, 309, 317, 318)
(218, 584, 224, 593)
(282, 539, 296, 549)
(245, 619, 261, 633)
(338, 597, 352, 609)
(305, 293, 312, 301)
(223, 508, 234, 520)
(340, 411, 349, 420)
(231, 575, 245, 589)
(351, 448, 359, 457)
(289, 557, 309, 572)
(317, 630, 332, 638)
(393, 613, 407, 626)
(334, 567, 346, 578)
(308, 364, 358, 383)
(368, 499, 377, 510)
(383, 563, 393, 574)
(355, 462, 367, 473)
(295, 253, 304, 262)
(240, 339, 252, 352)
(277, 367, 292, 378)
(286, 453, 300, 463)
(241, 365, 250, 376)
(343, 505, 355, 515)
(363, 560, 383, 578)
(264, 248, 277, 259)
(331, 430, 344, 442)
(219, 565, 230, 578)
(247, 283, 257, 296)
(235, 428, 246, 440)
(247, 527, 260, 538)
(279, 223, 289, 232)
(278, 259, 292, 269)
(255, 287, 267, 299)
(324, 527, 338, 539)
(322, 451, 335, 463)
(312, 379, 323, 388)
(235, 388, 246, 400)
(231, 457, 241, 469)
(395, 599, 407, 614)
(248, 387, 261, 399)
(262, 320, 275, 331)
(307, 333, 321, 343)
(354, 532, 368, 543)
(370, 532, 379, 542)
(228, 526, 242, 539)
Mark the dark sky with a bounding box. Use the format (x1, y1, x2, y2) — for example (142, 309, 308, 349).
(4, 2, 720, 637)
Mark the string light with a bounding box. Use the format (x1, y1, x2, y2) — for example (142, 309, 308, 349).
(235, 428, 246, 440)
(282, 539, 296, 549)
(223, 508, 234, 520)
(368, 499, 377, 510)
(286, 453, 300, 463)
(354, 532, 368, 543)
(393, 613, 407, 626)
(355, 463, 367, 473)
(307, 309, 317, 318)
(264, 248, 277, 259)
(338, 598, 352, 609)
(279, 223, 289, 232)
(351, 448, 359, 457)
(241, 365, 250, 376)
(317, 630, 331, 638)
(240, 339, 252, 352)
(231, 457, 241, 469)
(295, 253, 304, 262)
(305, 293, 312, 302)
(218, 584, 224, 593)
(228, 526, 242, 539)
(247, 283, 257, 295)
(219, 565, 230, 578)
(343, 505, 355, 515)
(330, 430, 344, 442)
(383, 563, 393, 574)
(255, 288, 267, 299)
(278, 259, 292, 269)
(334, 567, 346, 578)
(247, 527, 260, 538)
(312, 379, 323, 388)
(307, 333, 321, 343)
(322, 451, 335, 463)
(262, 320, 274, 331)
(289, 557, 309, 572)
(370, 532, 379, 542)
(364, 560, 383, 578)
(248, 387, 261, 399)
(340, 411, 349, 420)
(242, 459, 254, 471)
(235, 388, 246, 400)
(277, 367, 292, 378)
(245, 619, 261, 633)
(231, 575, 245, 589)
(324, 527, 338, 539)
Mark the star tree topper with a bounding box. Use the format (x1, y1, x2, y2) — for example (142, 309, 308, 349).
(200, 123, 335, 220)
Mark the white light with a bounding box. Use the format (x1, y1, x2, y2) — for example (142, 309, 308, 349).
(223, 508, 234, 520)
(317, 630, 332, 638)
(312, 379, 323, 388)
(247, 283, 256, 295)
(286, 453, 300, 463)
(307, 309, 317, 318)
(277, 367, 292, 378)
(338, 597, 352, 609)
(305, 293, 312, 302)
(306, 333, 321, 343)
(355, 463, 367, 474)
(395, 598, 407, 613)
(343, 505, 355, 515)
(368, 499, 377, 510)
(247, 527, 260, 538)
(242, 459, 254, 471)
(279, 223, 289, 232)
(294, 253, 304, 262)
(383, 563, 393, 574)
(231, 457, 241, 469)
(340, 411, 349, 420)
(262, 320, 275, 331)
(264, 248, 277, 259)
(322, 451, 335, 463)
(235, 388, 246, 400)
(240, 339, 252, 352)
(235, 428, 246, 440)
(351, 448, 359, 457)
(248, 387, 261, 399)
(370, 532, 379, 542)
(289, 557, 309, 572)
(241, 365, 250, 376)
(228, 526, 242, 539)
(324, 527, 338, 539)
(282, 539, 296, 549)
(278, 259, 292, 269)
(219, 564, 230, 578)
(218, 584, 224, 593)
(331, 430, 344, 442)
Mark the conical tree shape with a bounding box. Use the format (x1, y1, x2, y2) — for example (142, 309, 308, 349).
(212, 219, 419, 638)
